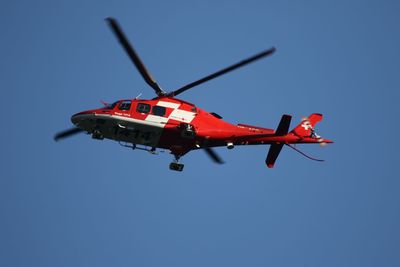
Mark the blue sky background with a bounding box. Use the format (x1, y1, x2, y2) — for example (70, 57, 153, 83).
(1, 0, 400, 266)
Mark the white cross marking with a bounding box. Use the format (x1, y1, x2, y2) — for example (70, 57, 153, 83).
(301, 121, 312, 130)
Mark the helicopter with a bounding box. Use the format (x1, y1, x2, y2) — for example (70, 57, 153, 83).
(55, 17, 332, 171)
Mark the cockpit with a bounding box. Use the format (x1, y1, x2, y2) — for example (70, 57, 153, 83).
(102, 101, 119, 110)
(102, 100, 168, 117)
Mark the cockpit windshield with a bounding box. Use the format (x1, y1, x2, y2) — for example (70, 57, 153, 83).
(103, 101, 119, 110)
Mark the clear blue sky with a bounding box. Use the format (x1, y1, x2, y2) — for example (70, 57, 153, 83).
(1, 0, 400, 266)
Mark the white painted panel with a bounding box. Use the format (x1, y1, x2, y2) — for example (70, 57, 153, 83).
(169, 109, 196, 123)
(145, 115, 169, 124)
(156, 101, 180, 109)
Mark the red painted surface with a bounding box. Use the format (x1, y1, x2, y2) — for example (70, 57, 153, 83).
(71, 96, 332, 167)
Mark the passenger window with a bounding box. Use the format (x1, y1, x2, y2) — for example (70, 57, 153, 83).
(152, 105, 166, 117)
(136, 103, 151, 114)
(119, 100, 132, 111)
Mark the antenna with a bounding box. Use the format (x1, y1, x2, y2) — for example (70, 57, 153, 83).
(285, 144, 324, 162)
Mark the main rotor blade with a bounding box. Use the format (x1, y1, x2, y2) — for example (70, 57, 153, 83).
(170, 47, 276, 97)
(54, 127, 84, 142)
(204, 147, 224, 164)
(106, 17, 166, 96)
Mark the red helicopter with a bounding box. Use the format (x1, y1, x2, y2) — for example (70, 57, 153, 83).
(55, 18, 332, 171)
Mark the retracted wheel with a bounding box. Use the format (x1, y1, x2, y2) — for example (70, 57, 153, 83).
(92, 130, 104, 140)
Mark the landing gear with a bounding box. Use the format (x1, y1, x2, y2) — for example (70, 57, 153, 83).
(169, 154, 184, 172)
(169, 162, 184, 172)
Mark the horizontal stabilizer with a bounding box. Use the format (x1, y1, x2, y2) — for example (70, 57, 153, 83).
(265, 115, 292, 168)
(275, 114, 292, 136)
(266, 143, 284, 168)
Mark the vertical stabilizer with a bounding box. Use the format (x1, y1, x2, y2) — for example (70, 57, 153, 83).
(290, 113, 323, 138)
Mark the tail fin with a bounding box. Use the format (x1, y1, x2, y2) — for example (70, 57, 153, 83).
(266, 115, 292, 168)
(290, 113, 323, 138)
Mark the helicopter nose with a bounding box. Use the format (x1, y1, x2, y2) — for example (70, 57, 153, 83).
(71, 111, 93, 126)
(71, 113, 82, 126)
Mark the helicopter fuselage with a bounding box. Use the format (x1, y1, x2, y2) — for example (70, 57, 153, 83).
(71, 97, 330, 159)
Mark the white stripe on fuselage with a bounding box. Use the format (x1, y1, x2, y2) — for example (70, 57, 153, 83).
(145, 114, 169, 124)
(76, 101, 197, 129)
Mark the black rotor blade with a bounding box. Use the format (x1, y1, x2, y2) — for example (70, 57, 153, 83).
(170, 47, 276, 97)
(105, 17, 166, 96)
(204, 147, 224, 164)
(54, 127, 84, 142)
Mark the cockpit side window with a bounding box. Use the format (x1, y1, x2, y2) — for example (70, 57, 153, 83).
(136, 103, 151, 114)
(152, 105, 166, 117)
(119, 100, 132, 111)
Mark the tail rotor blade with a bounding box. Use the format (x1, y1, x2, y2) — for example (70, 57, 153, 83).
(204, 147, 224, 164)
(54, 127, 84, 142)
